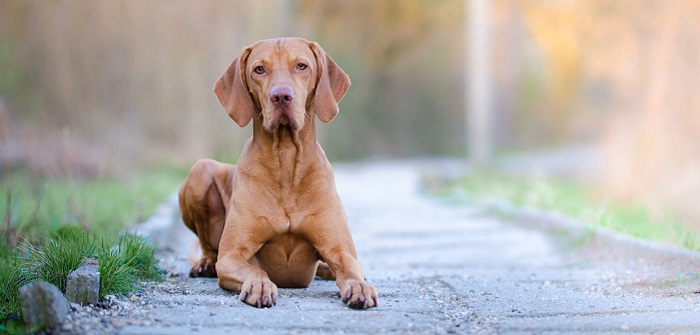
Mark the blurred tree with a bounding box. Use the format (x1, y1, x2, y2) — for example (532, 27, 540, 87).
(298, 0, 465, 159)
(3, 0, 699, 232)
(1, 0, 467, 174)
(520, 1, 580, 141)
(467, 0, 493, 165)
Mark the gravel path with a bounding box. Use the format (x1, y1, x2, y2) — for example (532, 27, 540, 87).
(61, 161, 700, 334)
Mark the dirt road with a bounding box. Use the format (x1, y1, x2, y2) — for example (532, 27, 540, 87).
(112, 161, 700, 335)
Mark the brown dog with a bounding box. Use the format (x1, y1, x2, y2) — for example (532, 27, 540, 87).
(178, 38, 378, 309)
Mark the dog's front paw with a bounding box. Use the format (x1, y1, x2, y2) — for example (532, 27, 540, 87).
(341, 280, 378, 309)
(189, 257, 217, 278)
(239, 277, 278, 308)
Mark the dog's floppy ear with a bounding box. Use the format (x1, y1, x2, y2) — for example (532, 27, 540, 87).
(310, 42, 351, 123)
(214, 46, 254, 127)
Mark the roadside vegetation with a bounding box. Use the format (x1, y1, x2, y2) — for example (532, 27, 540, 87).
(0, 167, 187, 331)
(435, 170, 700, 252)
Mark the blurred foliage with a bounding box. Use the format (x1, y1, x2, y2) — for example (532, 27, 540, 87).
(438, 170, 700, 252)
(494, 1, 700, 232)
(1, 167, 187, 240)
(0, 42, 21, 95)
(0, 0, 466, 173)
(299, 0, 465, 158)
(1, 0, 699, 232)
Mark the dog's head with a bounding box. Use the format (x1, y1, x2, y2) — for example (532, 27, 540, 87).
(214, 38, 350, 132)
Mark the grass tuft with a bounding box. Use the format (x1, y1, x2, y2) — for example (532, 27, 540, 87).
(98, 245, 137, 297)
(99, 232, 163, 297)
(20, 225, 96, 292)
(0, 167, 182, 327)
(0, 258, 23, 321)
(119, 232, 162, 281)
(3, 229, 164, 323)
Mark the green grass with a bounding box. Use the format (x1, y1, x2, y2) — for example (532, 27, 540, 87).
(439, 170, 700, 252)
(1, 166, 188, 239)
(0, 258, 22, 322)
(7, 229, 165, 320)
(20, 226, 97, 292)
(0, 166, 187, 329)
(97, 231, 163, 297)
(98, 240, 137, 297)
(0, 231, 166, 333)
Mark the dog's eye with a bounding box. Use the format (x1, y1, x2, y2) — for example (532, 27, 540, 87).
(253, 66, 266, 75)
(296, 63, 308, 71)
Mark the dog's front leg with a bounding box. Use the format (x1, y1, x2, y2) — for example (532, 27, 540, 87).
(216, 215, 278, 308)
(302, 211, 378, 309)
(328, 251, 379, 309)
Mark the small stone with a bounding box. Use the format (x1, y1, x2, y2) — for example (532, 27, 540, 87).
(66, 261, 100, 306)
(19, 280, 71, 329)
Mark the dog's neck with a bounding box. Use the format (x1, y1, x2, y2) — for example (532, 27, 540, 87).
(250, 112, 319, 186)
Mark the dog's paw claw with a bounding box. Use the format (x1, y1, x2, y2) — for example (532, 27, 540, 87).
(341, 280, 378, 310)
(239, 277, 278, 308)
(189, 257, 217, 278)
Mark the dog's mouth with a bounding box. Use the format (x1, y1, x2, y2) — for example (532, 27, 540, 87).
(279, 114, 289, 126)
(264, 109, 301, 132)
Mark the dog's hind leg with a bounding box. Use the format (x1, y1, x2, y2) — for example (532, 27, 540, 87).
(315, 261, 336, 280)
(179, 159, 234, 278)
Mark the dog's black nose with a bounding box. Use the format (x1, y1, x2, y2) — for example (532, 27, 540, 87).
(270, 87, 294, 107)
